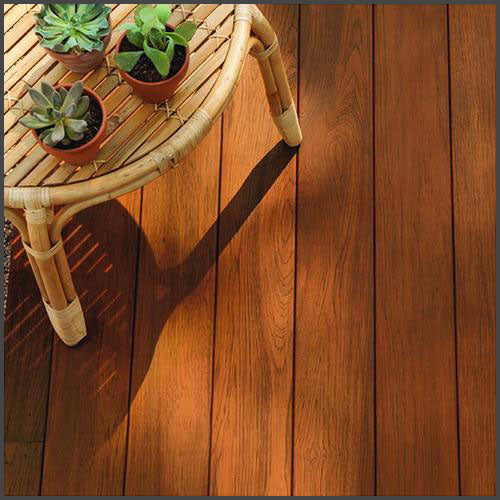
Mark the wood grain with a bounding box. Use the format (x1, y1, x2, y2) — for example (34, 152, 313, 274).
(294, 5, 374, 496)
(125, 126, 221, 495)
(4, 5, 496, 496)
(375, 5, 459, 495)
(209, 5, 298, 495)
(4, 236, 52, 444)
(4, 442, 43, 495)
(4, 235, 52, 495)
(41, 193, 141, 495)
(449, 5, 496, 496)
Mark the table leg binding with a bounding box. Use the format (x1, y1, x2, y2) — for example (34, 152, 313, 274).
(43, 296, 87, 347)
(272, 102, 302, 147)
(251, 35, 279, 61)
(22, 239, 62, 261)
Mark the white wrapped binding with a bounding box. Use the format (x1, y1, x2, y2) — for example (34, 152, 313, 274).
(43, 297, 87, 346)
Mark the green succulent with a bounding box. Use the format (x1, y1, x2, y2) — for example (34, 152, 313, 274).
(20, 81, 90, 147)
(34, 4, 112, 54)
(115, 4, 197, 77)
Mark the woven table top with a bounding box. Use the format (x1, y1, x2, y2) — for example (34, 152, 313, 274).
(4, 4, 236, 189)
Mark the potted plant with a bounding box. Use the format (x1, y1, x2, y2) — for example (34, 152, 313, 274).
(34, 4, 112, 73)
(114, 4, 197, 103)
(20, 80, 108, 166)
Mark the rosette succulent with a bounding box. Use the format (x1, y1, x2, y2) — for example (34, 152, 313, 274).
(34, 4, 112, 53)
(115, 4, 197, 77)
(20, 81, 90, 147)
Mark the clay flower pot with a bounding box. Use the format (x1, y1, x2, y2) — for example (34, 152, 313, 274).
(41, 17, 112, 73)
(34, 86, 108, 167)
(116, 27, 190, 104)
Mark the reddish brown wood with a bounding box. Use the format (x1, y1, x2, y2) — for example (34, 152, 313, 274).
(4, 5, 496, 496)
(449, 5, 496, 496)
(124, 126, 222, 495)
(294, 5, 374, 496)
(209, 5, 298, 495)
(41, 193, 141, 495)
(375, 5, 459, 495)
(5, 236, 52, 444)
(4, 235, 52, 495)
(4, 442, 43, 495)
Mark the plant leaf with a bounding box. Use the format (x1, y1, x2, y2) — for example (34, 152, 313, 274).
(32, 111, 54, 123)
(61, 81, 84, 112)
(49, 4, 70, 20)
(143, 40, 171, 77)
(74, 95, 90, 117)
(43, 10, 69, 29)
(148, 27, 167, 50)
(51, 121, 65, 144)
(77, 4, 108, 24)
(166, 38, 175, 62)
(64, 118, 88, 134)
(134, 4, 153, 26)
(155, 4, 172, 25)
(114, 51, 143, 72)
(42, 131, 58, 147)
(175, 21, 196, 43)
(127, 29, 145, 48)
(59, 88, 68, 101)
(65, 125, 84, 141)
(39, 129, 53, 142)
(28, 88, 52, 109)
(72, 32, 96, 52)
(20, 115, 50, 129)
(64, 103, 77, 118)
(66, 4, 76, 18)
(166, 31, 189, 47)
(139, 6, 159, 34)
(52, 90, 62, 108)
(41, 81, 55, 101)
(39, 35, 70, 52)
(117, 22, 140, 32)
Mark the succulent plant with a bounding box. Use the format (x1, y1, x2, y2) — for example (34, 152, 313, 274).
(34, 4, 112, 54)
(20, 81, 90, 147)
(115, 4, 197, 77)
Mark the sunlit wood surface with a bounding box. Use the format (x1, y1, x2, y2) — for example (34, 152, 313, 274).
(4, 4, 495, 496)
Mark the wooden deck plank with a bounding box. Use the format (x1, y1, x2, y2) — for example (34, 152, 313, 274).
(209, 5, 298, 495)
(40, 193, 141, 495)
(4, 237, 52, 443)
(4, 442, 43, 496)
(294, 5, 374, 495)
(449, 4, 496, 495)
(4, 236, 52, 494)
(125, 127, 221, 495)
(374, 5, 459, 495)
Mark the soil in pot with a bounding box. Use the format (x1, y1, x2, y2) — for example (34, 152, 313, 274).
(37, 96, 103, 150)
(120, 35, 187, 83)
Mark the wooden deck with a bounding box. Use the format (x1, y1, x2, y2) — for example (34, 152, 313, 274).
(4, 5, 495, 496)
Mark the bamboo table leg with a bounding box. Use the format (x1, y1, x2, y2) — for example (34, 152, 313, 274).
(250, 5, 303, 147)
(5, 207, 86, 346)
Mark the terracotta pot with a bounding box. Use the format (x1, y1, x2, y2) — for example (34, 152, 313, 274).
(34, 86, 108, 166)
(41, 17, 112, 73)
(116, 27, 190, 103)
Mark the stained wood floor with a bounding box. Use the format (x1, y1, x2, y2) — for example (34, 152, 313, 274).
(4, 5, 495, 496)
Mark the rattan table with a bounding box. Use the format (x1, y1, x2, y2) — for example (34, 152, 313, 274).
(4, 4, 302, 346)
